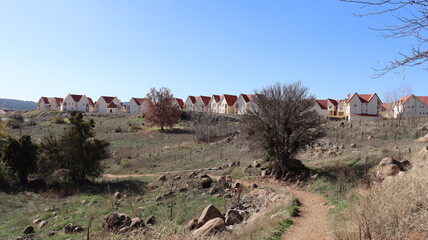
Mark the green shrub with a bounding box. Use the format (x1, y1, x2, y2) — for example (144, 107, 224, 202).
(0, 161, 13, 190)
(51, 117, 65, 124)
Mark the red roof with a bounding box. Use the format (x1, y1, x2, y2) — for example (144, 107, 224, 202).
(87, 97, 94, 107)
(41, 97, 49, 104)
(188, 96, 197, 104)
(416, 96, 428, 106)
(381, 103, 390, 110)
(212, 95, 220, 103)
(175, 98, 184, 108)
(346, 93, 377, 103)
(102, 96, 116, 104)
(223, 94, 238, 106)
(53, 97, 63, 106)
(107, 102, 118, 108)
(327, 98, 340, 106)
(71, 94, 83, 102)
(315, 100, 328, 110)
(199, 96, 211, 106)
(132, 98, 148, 106)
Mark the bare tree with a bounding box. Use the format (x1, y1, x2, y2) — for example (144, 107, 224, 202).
(244, 81, 325, 181)
(383, 84, 413, 125)
(343, 0, 428, 76)
(145, 87, 181, 130)
(188, 112, 237, 143)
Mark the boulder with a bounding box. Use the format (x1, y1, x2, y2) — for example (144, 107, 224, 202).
(192, 218, 226, 238)
(113, 192, 122, 199)
(225, 209, 242, 225)
(173, 176, 181, 181)
(261, 169, 271, 177)
(188, 171, 198, 178)
(419, 146, 428, 158)
(398, 159, 412, 171)
(376, 157, 402, 181)
(38, 220, 48, 228)
(63, 223, 85, 234)
(200, 176, 213, 189)
(251, 183, 258, 188)
(102, 212, 131, 232)
(238, 210, 249, 222)
(197, 205, 224, 227)
(418, 133, 428, 142)
(185, 219, 198, 231)
(146, 216, 156, 225)
(23, 226, 34, 234)
(32, 218, 41, 224)
(350, 143, 357, 148)
(252, 160, 261, 168)
(130, 217, 145, 228)
(230, 161, 240, 167)
(158, 175, 167, 182)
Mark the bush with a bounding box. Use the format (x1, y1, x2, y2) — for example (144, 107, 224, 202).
(3, 119, 21, 129)
(189, 112, 238, 143)
(51, 116, 65, 124)
(0, 161, 13, 190)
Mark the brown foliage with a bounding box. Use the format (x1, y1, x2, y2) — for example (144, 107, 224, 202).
(145, 87, 181, 130)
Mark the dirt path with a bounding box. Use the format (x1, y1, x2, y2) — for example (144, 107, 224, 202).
(281, 188, 331, 240)
(103, 171, 331, 239)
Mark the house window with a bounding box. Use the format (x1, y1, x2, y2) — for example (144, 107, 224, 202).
(328, 106, 332, 109)
(354, 104, 357, 107)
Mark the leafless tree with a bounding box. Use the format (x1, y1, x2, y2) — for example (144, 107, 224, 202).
(383, 84, 413, 125)
(188, 112, 237, 143)
(343, 0, 428, 77)
(244, 81, 325, 181)
(145, 87, 181, 130)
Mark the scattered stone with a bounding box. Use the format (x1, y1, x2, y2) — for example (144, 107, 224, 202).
(179, 187, 188, 192)
(418, 133, 428, 142)
(81, 200, 87, 204)
(192, 218, 226, 238)
(102, 212, 131, 232)
(64, 223, 85, 234)
(113, 192, 122, 199)
(38, 220, 48, 228)
(197, 205, 224, 228)
(23, 226, 34, 234)
(32, 218, 41, 224)
(367, 135, 374, 140)
(158, 175, 167, 182)
(261, 169, 271, 177)
(225, 209, 242, 225)
(188, 171, 198, 178)
(251, 183, 258, 188)
(146, 216, 156, 225)
(350, 143, 357, 148)
(232, 182, 241, 189)
(238, 210, 249, 222)
(185, 219, 198, 231)
(230, 161, 240, 167)
(200, 176, 213, 189)
(376, 157, 412, 181)
(173, 176, 181, 181)
(252, 160, 261, 168)
(130, 217, 145, 228)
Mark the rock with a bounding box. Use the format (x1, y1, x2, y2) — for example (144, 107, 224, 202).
(197, 205, 224, 228)
(367, 135, 374, 140)
(32, 218, 41, 224)
(38, 220, 48, 228)
(113, 192, 122, 199)
(179, 187, 188, 192)
(23, 226, 34, 234)
(64, 223, 85, 234)
(173, 176, 181, 181)
(418, 133, 428, 142)
(192, 218, 226, 238)
(130, 217, 145, 228)
(185, 219, 198, 231)
(419, 146, 428, 157)
(350, 143, 357, 148)
(146, 216, 156, 225)
(200, 176, 213, 189)
(398, 159, 412, 171)
(102, 212, 131, 232)
(118, 226, 132, 234)
(238, 210, 249, 222)
(261, 169, 271, 177)
(81, 200, 87, 204)
(252, 160, 261, 168)
(225, 209, 243, 225)
(158, 175, 167, 182)
(251, 183, 258, 188)
(230, 161, 240, 167)
(376, 157, 402, 181)
(232, 182, 241, 189)
(188, 171, 198, 178)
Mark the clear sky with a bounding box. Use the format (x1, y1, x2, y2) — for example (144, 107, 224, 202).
(0, 0, 426, 102)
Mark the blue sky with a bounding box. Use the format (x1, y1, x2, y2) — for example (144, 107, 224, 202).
(0, 0, 426, 102)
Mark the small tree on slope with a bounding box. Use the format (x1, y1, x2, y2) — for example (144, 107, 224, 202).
(145, 87, 181, 130)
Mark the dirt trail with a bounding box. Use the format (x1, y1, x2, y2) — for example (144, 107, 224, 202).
(103, 171, 331, 240)
(281, 188, 331, 240)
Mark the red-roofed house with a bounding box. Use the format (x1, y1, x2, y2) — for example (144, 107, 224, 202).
(345, 93, 382, 121)
(194, 96, 211, 112)
(184, 96, 197, 111)
(172, 98, 184, 109)
(208, 95, 221, 113)
(235, 94, 257, 114)
(219, 94, 238, 114)
(37, 97, 63, 111)
(326, 99, 346, 119)
(95, 96, 122, 113)
(61, 94, 92, 112)
(0, 108, 13, 115)
(393, 94, 428, 118)
(127, 98, 149, 114)
(313, 99, 328, 118)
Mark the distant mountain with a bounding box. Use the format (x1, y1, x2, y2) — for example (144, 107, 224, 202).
(0, 98, 36, 111)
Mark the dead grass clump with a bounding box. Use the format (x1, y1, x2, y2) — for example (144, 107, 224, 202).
(335, 158, 428, 239)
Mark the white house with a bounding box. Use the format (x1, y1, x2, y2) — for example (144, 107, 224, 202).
(37, 97, 63, 111)
(172, 98, 184, 109)
(95, 96, 122, 113)
(61, 94, 92, 112)
(106, 102, 121, 113)
(194, 96, 211, 112)
(208, 95, 221, 113)
(218, 95, 238, 114)
(127, 98, 149, 114)
(313, 99, 328, 118)
(235, 94, 257, 114)
(326, 99, 346, 119)
(393, 94, 428, 118)
(184, 96, 197, 111)
(345, 93, 382, 121)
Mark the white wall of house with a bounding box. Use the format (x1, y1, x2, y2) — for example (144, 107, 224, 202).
(61, 94, 91, 112)
(36, 98, 49, 111)
(194, 98, 206, 112)
(218, 97, 236, 114)
(127, 98, 148, 114)
(394, 96, 428, 118)
(184, 97, 196, 111)
(312, 103, 327, 118)
(96, 97, 121, 113)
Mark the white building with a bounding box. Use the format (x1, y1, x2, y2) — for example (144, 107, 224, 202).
(235, 94, 257, 114)
(184, 96, 197, 111)
(345, 93, 382, 121)
(36, 97, 63, 111)
(218, 94, 238, 114)
(393, 94, 428, 118)
(194, 96, 211, 112)
(95, 96, 122, 113)
(172, 98, 184, 109)
(208, 95, 221, 113)
(61, 94, 92, 112)
(127, 98, 149, 114)
(313, 99, 328, 118)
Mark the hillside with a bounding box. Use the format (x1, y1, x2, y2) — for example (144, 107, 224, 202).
(0, 98, 36, 111)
